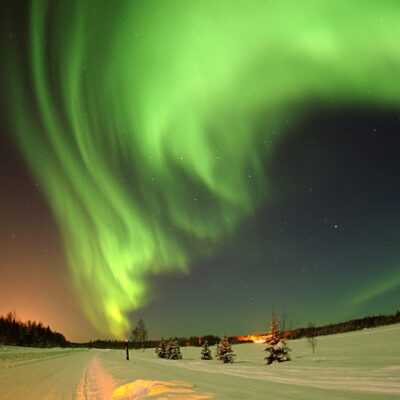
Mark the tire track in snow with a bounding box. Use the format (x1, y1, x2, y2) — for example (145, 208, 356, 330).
(76, 354, 117, 400)
(76, 354, 214, 400)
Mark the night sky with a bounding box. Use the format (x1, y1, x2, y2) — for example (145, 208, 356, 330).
(1, 1, 399, 342)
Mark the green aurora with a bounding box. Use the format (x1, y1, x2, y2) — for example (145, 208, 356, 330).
(5, 0, 400, 337)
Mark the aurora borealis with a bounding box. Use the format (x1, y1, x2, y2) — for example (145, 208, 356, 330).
(1, 1, 399, 341)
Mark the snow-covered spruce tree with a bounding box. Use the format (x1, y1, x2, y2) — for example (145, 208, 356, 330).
(165, 338, 172, 358)
(167, 338, 182, 360)
(201, 340, 213, 360)
(216, 335, 235, 363)
(155, 337, 167, 358)
(215, 340, 222, 360)
(264, 314, 290, 365)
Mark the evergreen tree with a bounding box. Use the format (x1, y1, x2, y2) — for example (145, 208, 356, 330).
(264, 313, 290, 365)
(215, 341, 221, 360)
(165, 338, 172, 357)
(167, 338, 182, 360)
(201, 340, 212, 360)
(216, 335, 235, 363)
(155, 337, 167, 358)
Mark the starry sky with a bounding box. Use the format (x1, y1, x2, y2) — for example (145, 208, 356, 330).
(0, 0, 399, 342)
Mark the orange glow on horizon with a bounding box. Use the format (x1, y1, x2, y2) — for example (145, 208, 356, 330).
(236, 333, 270, 343)
(236, 330, 292, 343)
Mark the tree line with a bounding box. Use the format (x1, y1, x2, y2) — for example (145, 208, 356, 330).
(0, 312, 68, 347)
(79, 334, 222, 350)
(2, 310, 399, 349)
(289, 310, 400, 340)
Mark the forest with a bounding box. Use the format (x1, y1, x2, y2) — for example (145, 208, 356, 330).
(0, 312, 67, 347)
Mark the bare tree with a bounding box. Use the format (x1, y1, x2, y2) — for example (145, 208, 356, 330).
(131, 318, 148, 350)
(307, 321, 318, 355)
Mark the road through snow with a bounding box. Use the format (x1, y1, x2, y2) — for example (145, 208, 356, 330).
(0, 348, 216, 400)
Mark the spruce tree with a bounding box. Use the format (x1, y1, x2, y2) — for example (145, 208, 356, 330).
(166, 338, 172, 358)
(201, 340, 213, 360)
(215, 340, 222, 361)
(264, 313, 290, 365)
(155, 337, 167, 358)
(216, 335, 235, 363)
(167, 338, 182, 360)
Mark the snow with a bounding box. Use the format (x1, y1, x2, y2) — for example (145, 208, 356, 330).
(0, 324, 399, 399)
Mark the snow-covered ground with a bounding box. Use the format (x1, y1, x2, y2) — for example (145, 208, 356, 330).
(1, 324, 399, 399)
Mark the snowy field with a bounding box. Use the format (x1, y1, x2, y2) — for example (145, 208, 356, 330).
(0, 324, 399, 399)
